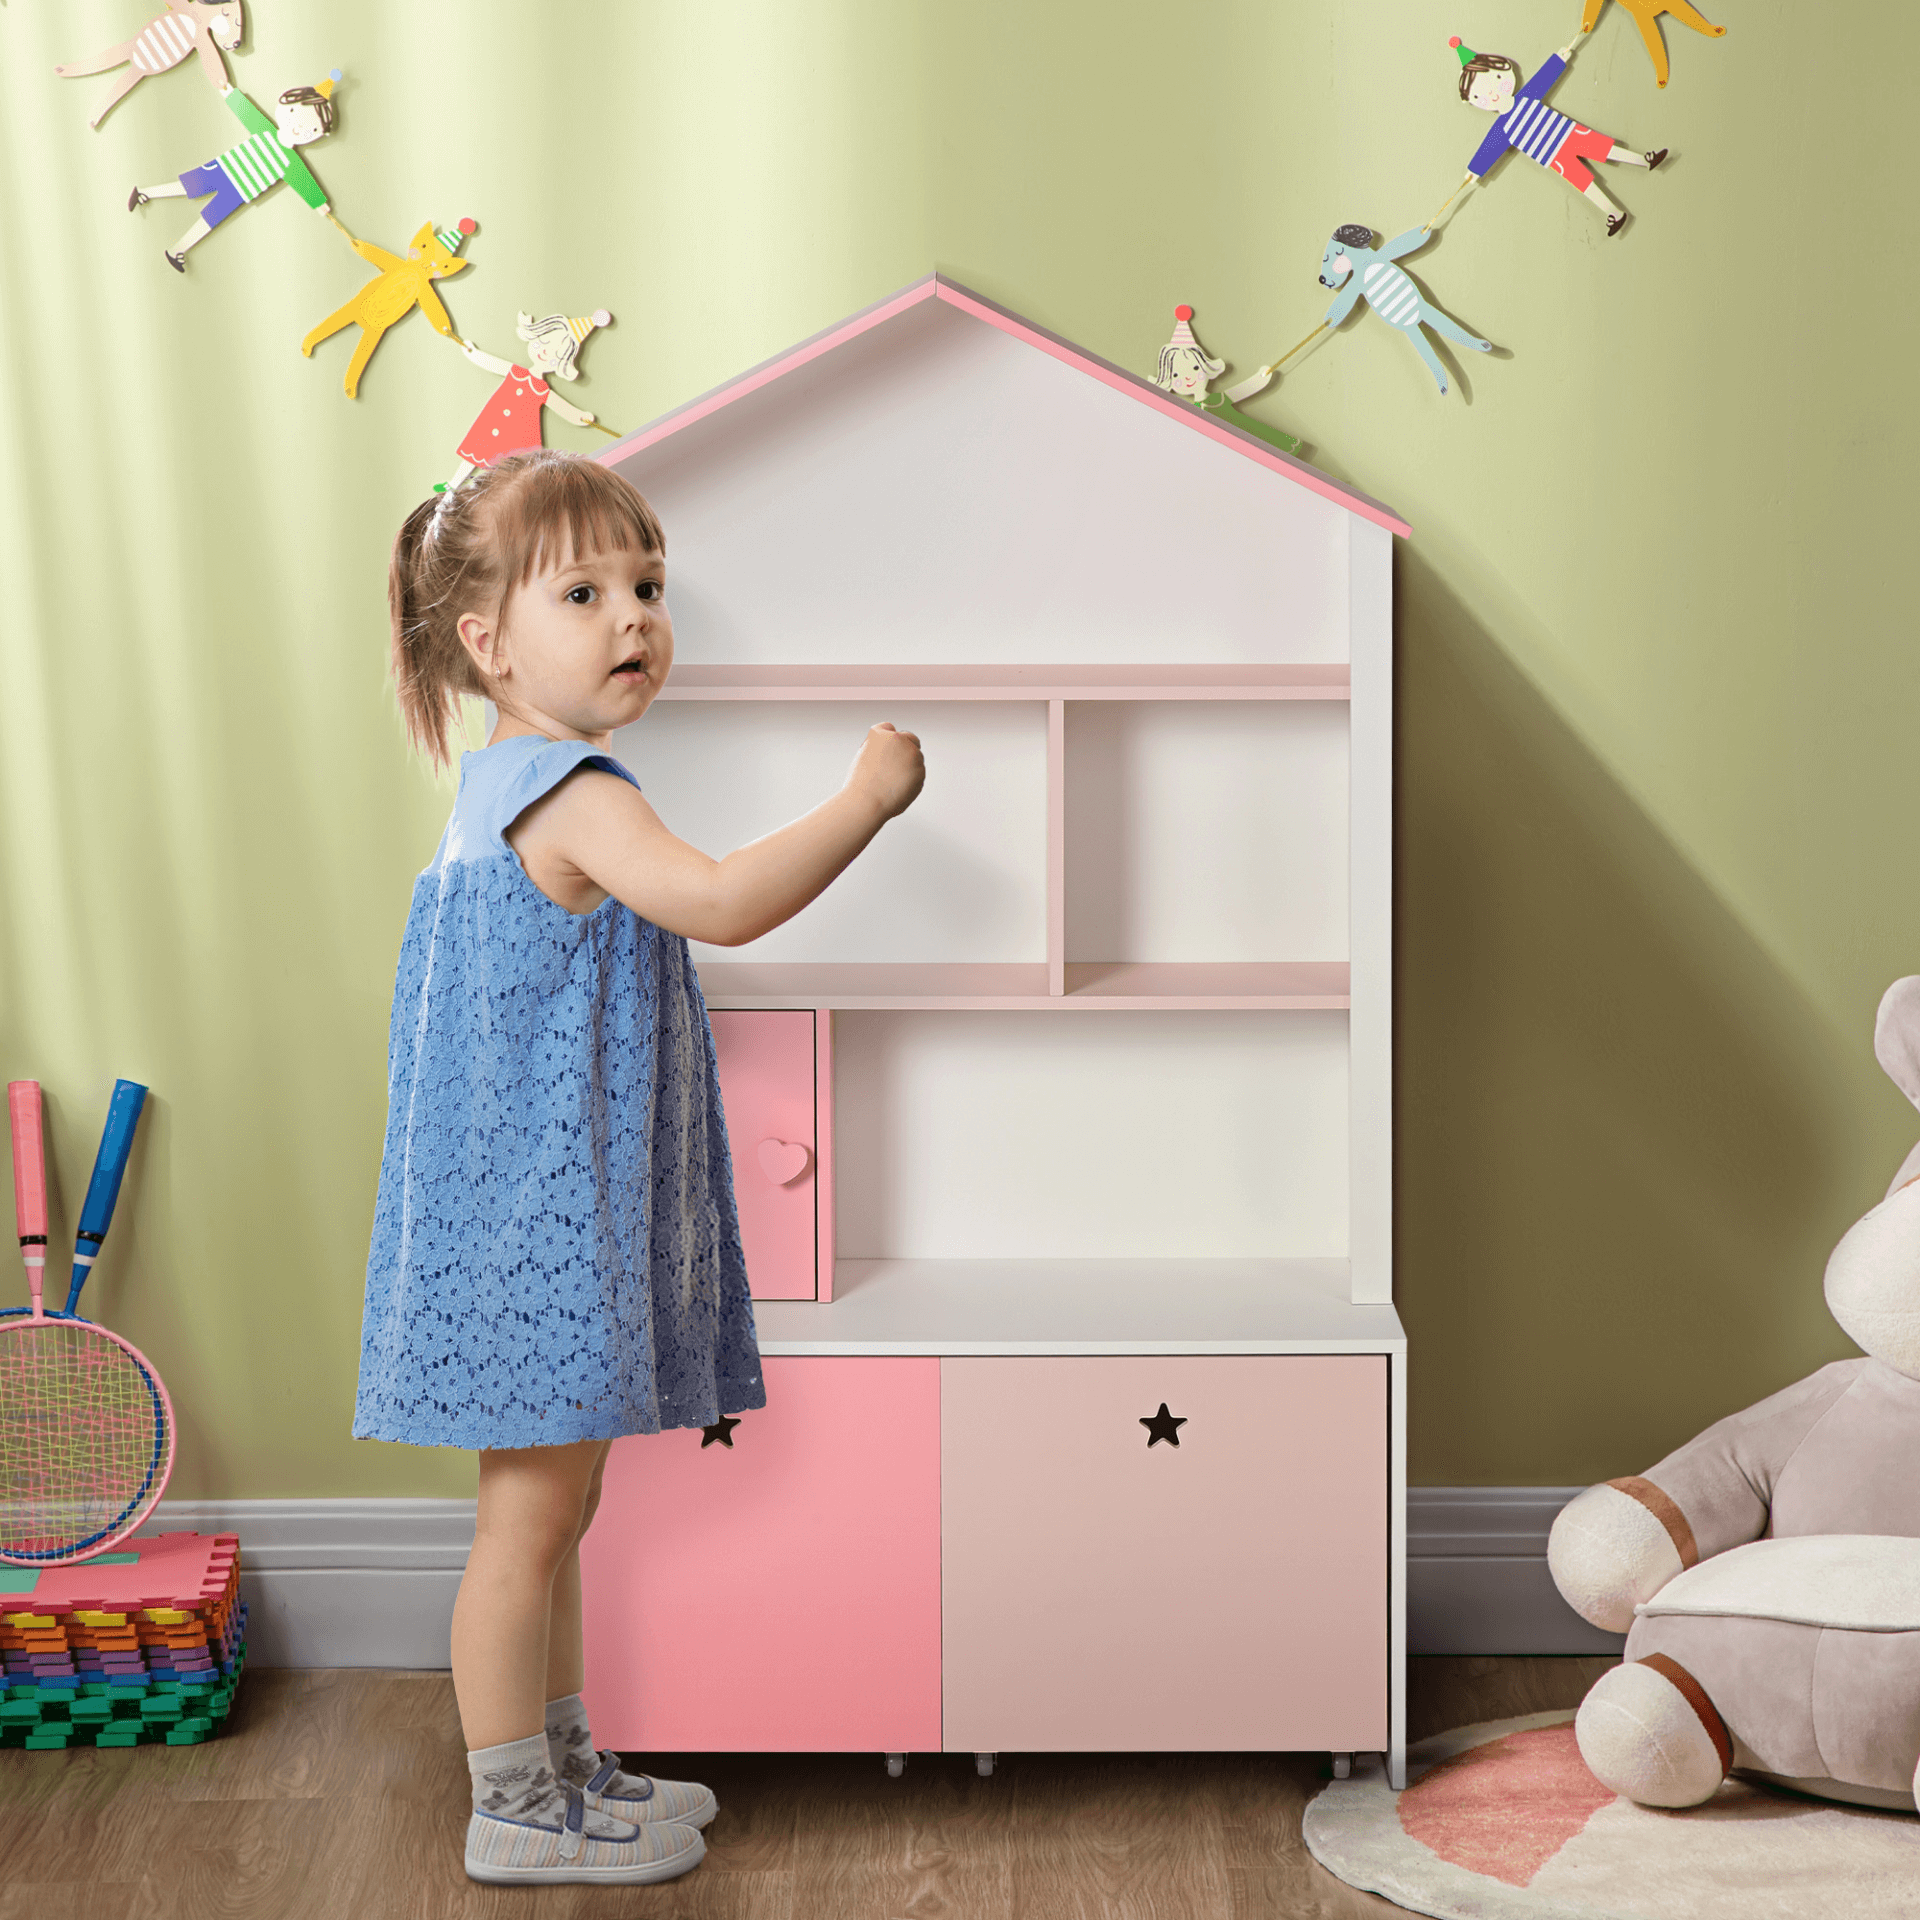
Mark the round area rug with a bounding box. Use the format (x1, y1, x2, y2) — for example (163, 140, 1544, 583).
(1303, 1711, 1920, 1919)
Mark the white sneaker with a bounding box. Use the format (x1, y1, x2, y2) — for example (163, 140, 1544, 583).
(464, 1786, 706, 1885)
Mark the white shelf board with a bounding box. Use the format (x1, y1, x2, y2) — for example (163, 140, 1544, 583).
(698, 960, 1350, 1011)
(658, 663, 1350, 703)
(752, 1258, 1404, 1355)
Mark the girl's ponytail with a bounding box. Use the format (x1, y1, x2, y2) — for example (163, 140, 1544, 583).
(389, 494, 468, 770)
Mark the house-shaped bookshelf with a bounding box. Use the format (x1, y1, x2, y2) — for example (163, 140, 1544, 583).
(582, 274, 1412, 1787)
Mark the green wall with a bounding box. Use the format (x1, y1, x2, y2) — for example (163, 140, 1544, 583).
(1, 1, 1913, 1497)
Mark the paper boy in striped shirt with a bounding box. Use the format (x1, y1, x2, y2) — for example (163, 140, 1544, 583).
(1452, 34, 1666, 237)
(129, 70, 342, 273)
(56, 3, 243, 131)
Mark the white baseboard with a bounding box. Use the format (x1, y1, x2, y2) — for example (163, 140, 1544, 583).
(149, 1499, 475, 1670)
(1409, 1487, 1626, 1655)
(144, 1487, 1618, 1668)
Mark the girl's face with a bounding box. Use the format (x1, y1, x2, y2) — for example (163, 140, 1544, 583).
(525, 331, 574, 377)
(1164, 351, 1210, 399)
(460, 538, 673, 746)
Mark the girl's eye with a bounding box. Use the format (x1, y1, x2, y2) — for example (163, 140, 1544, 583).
(565, 585, 596, 606)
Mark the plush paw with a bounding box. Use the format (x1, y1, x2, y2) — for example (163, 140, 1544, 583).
(1548, 1482, 1686, 1631)
(1575, 1657, 1729, 1808)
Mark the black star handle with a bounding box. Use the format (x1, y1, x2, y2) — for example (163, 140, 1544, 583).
(1140, 1402, 1186, 1448)
(701, 1414, 742, 1448)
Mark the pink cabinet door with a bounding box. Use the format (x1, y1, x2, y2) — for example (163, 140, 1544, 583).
(579, 1356, 941, 1752)
(941, 1355, 1387, 1752)
(709, 1010, 816, 1300)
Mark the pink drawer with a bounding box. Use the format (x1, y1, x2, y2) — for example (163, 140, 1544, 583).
(940, 1355, 1387, 1752)
(579, 1356, 941, 1752)
(710, 1010, 818, 1299)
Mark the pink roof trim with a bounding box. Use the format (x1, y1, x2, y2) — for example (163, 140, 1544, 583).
(597, 274, 1410, 539)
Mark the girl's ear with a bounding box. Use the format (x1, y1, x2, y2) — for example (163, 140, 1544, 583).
(456, 610, 504, 681)
(1875, 977, 1920, 1110)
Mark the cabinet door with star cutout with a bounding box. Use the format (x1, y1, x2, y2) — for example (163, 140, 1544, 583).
(581, 1355, 941, 1751)
(941, 1353, 1387, 1751)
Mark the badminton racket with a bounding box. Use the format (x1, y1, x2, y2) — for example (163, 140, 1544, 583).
(65, 1079, 148, 1315)
(1, 1080, 173, 1566)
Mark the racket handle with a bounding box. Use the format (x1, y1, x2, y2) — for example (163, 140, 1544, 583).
(66, 1078, 148, 1315)
(8, 1082, 48, 1318)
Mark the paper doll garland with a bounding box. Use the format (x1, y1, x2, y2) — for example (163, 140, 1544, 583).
(1150, 307, 1304, 456)
(56, 2, 244, 130)
(1581, 0, 1725, 89)
(304, 218, 478, 398)
(441, 308, 615, 491)
(128, 68, 343, 272)
(1450, 35, 1667, 237)
(1319, 226, 1492, 396)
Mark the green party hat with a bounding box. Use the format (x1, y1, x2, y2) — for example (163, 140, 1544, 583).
(1448, 35, 1477, 66)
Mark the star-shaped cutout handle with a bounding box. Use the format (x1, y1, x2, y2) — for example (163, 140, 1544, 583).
(1140, 1402, 1187, 1448)
(701, 1414, 742, 1449)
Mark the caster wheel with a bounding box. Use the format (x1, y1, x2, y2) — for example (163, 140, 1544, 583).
(976, 1752, 996, 1777)
(1331, 1752, 1352, 1780)
(885, 1752, 906, 1778)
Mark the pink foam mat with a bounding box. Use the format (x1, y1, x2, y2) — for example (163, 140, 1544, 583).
(5, 1534, 238, 1615)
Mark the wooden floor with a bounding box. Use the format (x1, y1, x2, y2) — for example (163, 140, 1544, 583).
(0, 1658, 1617, 1919)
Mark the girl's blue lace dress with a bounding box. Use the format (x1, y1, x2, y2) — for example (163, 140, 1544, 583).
(354, 734, 766, 1448)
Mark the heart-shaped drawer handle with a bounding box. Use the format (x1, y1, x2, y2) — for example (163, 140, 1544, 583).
(757, 1138, 811, 1186)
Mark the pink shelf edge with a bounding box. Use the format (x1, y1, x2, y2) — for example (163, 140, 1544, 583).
(697, 962, 1351, 1011)
(654, 664, 1351, 702)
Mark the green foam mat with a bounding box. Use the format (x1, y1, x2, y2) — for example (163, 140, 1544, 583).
(0, 1642, 246, 1748)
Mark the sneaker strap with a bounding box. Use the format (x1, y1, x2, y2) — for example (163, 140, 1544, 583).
(588, 1750, 653, 1800)
(558, 1785, 586, 1860)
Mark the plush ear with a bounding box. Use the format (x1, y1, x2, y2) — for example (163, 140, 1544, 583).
(1875, 977, 1920, 1110)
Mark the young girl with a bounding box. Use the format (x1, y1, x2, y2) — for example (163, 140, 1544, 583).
(353, 447, 925, 1887)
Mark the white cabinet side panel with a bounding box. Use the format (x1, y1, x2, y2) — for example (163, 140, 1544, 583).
(835, 1010, 1349, 1259)
(1349, 519, 1394, 1305)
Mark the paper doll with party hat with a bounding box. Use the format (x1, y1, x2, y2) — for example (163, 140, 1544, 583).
(129, 68, 343, 272)
(1451, 33, 1666, 237)
(441, 309, 613, 491)
(304, 218, 479, 399)
(1151, 307, 1303, 456)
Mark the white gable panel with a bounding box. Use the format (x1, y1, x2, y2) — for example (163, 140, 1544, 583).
(613, 297, 1350, 667)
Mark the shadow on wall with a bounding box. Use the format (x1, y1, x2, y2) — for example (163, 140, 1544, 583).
(1394, 549, 1868, 1487)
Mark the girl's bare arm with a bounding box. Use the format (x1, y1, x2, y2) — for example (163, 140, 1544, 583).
(509, 723, 924, 943)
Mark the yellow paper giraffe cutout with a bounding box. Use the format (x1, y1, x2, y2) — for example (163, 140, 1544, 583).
(1581, 0, 1725, 89)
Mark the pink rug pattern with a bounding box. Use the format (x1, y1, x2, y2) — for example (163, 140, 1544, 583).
(1302, 1711, 1920, 1920)
(1397, 1723, 1615, 1888)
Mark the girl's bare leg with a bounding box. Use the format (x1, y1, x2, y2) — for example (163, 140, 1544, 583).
(545, 1440, 612, 1704)
(453, 1439, 605, 1751)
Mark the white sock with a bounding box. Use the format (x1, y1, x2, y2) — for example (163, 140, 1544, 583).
(468, 1731, 632, 1837)
(545, 1692, 651, 1794)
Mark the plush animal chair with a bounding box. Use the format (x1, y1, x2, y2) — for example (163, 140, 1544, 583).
(1549, 975, 1920, 1812)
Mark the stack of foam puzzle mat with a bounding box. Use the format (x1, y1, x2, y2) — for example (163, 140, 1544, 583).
(0, 1533, 248, 1749)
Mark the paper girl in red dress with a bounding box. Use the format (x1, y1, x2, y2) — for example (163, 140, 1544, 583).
(442, 308, 611, 492)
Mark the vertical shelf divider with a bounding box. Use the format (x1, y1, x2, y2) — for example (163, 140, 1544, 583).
(1047, 698, 1066, 998)
(816, 1010, 836, 1302)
